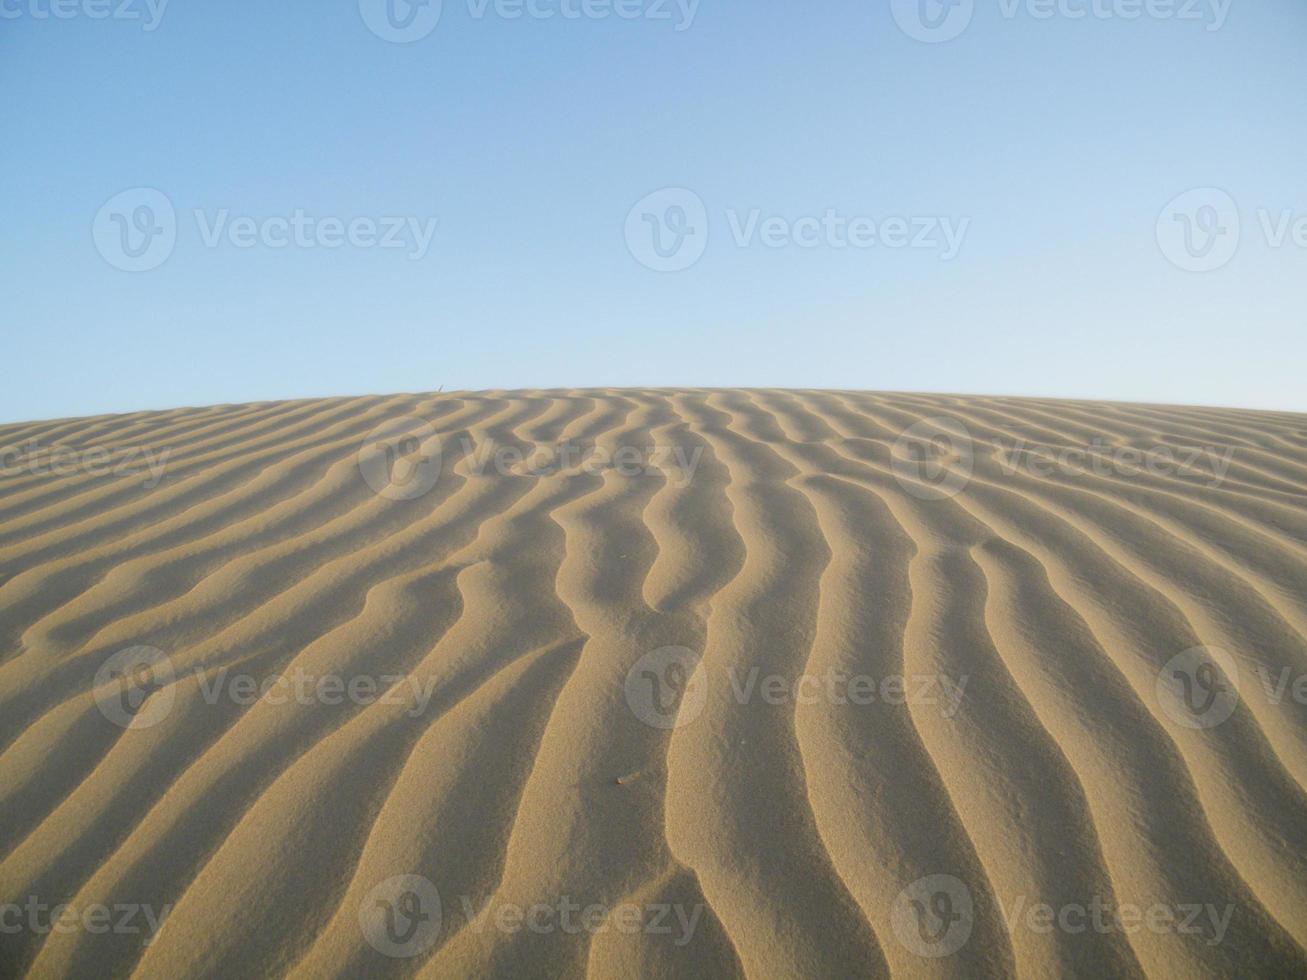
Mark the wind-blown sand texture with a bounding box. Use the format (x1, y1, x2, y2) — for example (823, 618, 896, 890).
(2, 389, 1306, 979)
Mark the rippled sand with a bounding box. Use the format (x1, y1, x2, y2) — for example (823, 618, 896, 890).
(2, 390, 1305, 978)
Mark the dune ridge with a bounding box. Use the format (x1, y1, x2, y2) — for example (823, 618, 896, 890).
(1, 389, 1305, 979)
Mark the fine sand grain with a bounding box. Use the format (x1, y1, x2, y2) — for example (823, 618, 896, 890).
(1, 389, 1306, 978)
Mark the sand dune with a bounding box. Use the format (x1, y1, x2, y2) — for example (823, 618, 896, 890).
(1, 389, 1306, 978)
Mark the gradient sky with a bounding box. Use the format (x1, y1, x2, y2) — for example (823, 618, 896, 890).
(3, 0, 1305, 422)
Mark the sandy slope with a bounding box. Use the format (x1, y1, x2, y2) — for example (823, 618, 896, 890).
(1, 389, 1306, 979)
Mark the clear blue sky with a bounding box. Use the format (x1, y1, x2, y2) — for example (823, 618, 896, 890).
(3, 0, 1305, 422)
